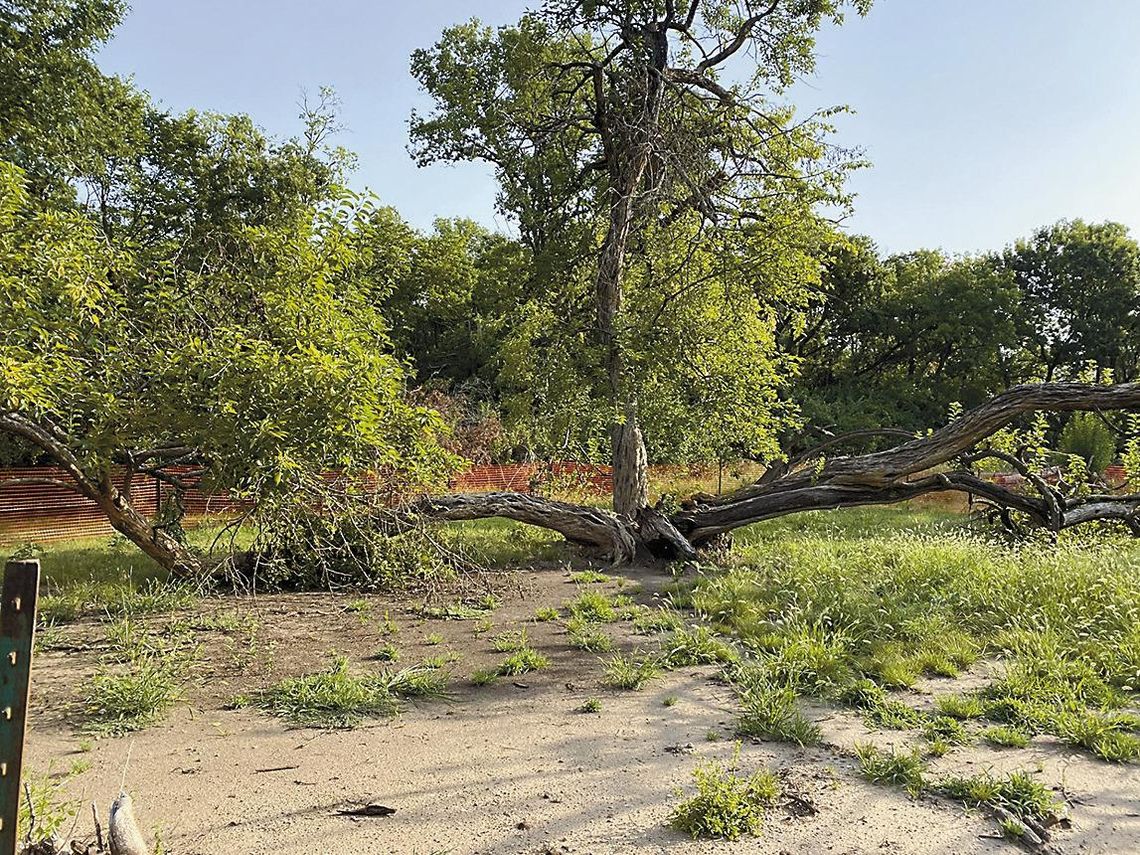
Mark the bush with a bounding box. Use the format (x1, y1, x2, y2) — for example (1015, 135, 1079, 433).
(669, 751, 779, 840)
(1059, 412, 1117, 474)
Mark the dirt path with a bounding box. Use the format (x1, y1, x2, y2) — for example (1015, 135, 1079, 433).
(24, 565, 1140, 854)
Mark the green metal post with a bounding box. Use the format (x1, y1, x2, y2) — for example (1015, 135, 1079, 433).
(0, 559, 39, 854)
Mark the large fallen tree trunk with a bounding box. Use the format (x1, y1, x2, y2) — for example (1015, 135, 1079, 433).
(411, 382, 1140, 562)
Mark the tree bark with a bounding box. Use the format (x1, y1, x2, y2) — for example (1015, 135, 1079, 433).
(0, 412, 203, 578)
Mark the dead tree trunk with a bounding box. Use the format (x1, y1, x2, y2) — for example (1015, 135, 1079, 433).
(412, 383, 1140, 562)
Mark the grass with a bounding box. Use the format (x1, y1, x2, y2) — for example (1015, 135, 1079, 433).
(83, 661, 182, 735)
(938, 769, 1059, 823)
(577, 697, 602, 713)
(662, 625, 739, 667)
(242, 656, 449, 728)
(983, 726, 1030, 748)
(686, 508, 1140, 763)
(853, 743, 928, 797)
(735, 679, 821, 745)
(567, 590, 619, 623)
(601, 652, 661, 690)
(569, 570, 612, 584)
(491, 629, 530, 652)
(534, 606, 561, 622)
(669, 748, 780, 840)
(370, 642, 400, 662)
(565, 616, 613, 652)
(495, 646, 549, 676)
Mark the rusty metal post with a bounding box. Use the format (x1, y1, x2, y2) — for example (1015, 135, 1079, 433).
(0, 559, 39, 854)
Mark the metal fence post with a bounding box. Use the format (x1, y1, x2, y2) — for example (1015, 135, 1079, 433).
(0, 559, 39, 854)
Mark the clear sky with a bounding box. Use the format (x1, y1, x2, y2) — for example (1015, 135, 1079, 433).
(97, 1, 1140, 255)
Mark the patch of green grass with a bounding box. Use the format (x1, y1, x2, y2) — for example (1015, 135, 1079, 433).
(577, 697, 602, 713)
(566, 618, 613, 653)
(491, 629, 530, 652)
(496, 646, 549, 676)
(473, 617, 494, 637)
(18, 768, 80, 846)
(839, 679, 925, 730)
(662, 625, 739, 667)
(983, 726, 1030, 748)
(601, 652, 661, 690)
(479, 593, 500, 611)
(735, 680, 821, 746)
(567, 590, 618, 623)
(705, 729, 722, 741)
(241, 657, 448, 728)
(570, 570, 612, 584)
(534, 606, 561, 622)
(922, 716, 973, 747)
(377, 610, 399, 635)
(669, 749, 780, 841)
(853, 743, 928, 797)
(663, 695, 679, 707)
(421, 603, 487, 621)
(424, 632, 444, 646)
(370, 642, 400, 663)
(632, 607, 683, 635)
(938, 770, 1058, 823)
(935, 694, 985, 720)
(83, 661, 182, 735)
(471, 668, 499, 686)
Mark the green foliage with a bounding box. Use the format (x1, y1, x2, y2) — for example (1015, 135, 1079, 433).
(669, 751, 780, 841)
(577, 697, 602, 714)
(566, 618, 613, 653)
(735, 680, 821, 746)
(495, 646, 549, 676)
(567, 590, 618, 623)
(938, 770, 1058, 823)
(601, 652, 661, 690)
(1059, 412, 1117, 474)
(983, 726, 1030, 748)
(534, 606, 561, 622)
(83, 661, 182, 735)
(662, 626, 739, 667)
(853, 743, 928, 797)
(244, 657, 449, 728)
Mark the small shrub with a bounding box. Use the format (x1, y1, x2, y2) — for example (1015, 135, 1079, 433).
(853, 743, 927, 796)
(669, 751, 780, 840)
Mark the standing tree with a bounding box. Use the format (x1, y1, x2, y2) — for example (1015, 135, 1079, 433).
(411, 0, 870, 517)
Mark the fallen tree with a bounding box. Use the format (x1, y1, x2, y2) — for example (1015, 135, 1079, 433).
(409, 382, 1140, 564)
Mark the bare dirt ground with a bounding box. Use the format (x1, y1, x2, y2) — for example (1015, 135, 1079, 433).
(25, 563, 1140, 854)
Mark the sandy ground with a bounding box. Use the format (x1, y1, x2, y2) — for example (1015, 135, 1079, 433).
(24, 563, 1140, 855)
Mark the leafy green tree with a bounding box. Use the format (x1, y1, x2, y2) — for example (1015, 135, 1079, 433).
(412, 2, 870, 515)
(1003, 220, 1140, 382)
(0, 160, 450, 576)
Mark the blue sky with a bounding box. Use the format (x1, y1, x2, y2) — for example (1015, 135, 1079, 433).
(98, 1, 1140, 254)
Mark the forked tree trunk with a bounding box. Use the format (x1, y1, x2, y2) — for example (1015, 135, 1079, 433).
(413, 382, 1140, 562)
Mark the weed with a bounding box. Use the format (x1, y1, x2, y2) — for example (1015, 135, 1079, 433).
(377, 611, 399, 635)
(839, 679, 924, 730)
(663, 695, 679, 707)
(601, 652, 661, 690)
(570, 570, 612, 584)
(663, 626, 739, 667)
(983, 726, 1030, 748)
(473, 618, 494, 637)
(632, 607, 684, 635)
(425, 632, 444, 646)
(935, 694, 985, 720)
(669, 749, 780, 840)
(370, 642, 400, 663)
(421, 603, 486, 621)
(566, 619, 613, 653)
(577, 697, 603, 713)
(496, 646, 549, 676)
(922, 716, 973, 746)
(938, 770, 1058, 823)
(735, 680, 821, 746)
(19, 769, 78, 845)
(243, 657, 447, 728)
(491, 629, 529, 653)
(534, 606, 561, 622)
(83, 661, 181, 735)
(479, 593, 500, 611)
(471, 668, 499, 686)
(705, 729, 722, 741)
(568, 590, 617, 623)
(853, 743, 928, 797)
